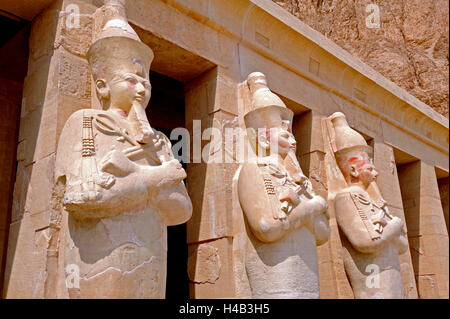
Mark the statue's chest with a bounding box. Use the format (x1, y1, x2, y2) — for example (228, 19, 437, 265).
(257, 164, 296, 196)
(350, 192, 385, 220)
(89, 117, 160, 166)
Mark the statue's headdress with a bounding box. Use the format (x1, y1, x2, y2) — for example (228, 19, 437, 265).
(87, 0, 154, 82)
(244, 72, 293, 133)
(328, 112, 372, 161)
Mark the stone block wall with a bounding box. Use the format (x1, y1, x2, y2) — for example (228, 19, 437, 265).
(185, 67, 240, 298)
(3, 0, 96, 298)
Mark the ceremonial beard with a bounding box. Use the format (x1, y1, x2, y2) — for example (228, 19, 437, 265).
(128, 101, 154, 144)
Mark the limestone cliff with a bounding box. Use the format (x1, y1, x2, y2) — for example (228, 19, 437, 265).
(273, 0, 449, 117)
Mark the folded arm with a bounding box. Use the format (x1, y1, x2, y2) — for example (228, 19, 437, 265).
(334, 191, 405, 254)
(238, 164, 328, 243)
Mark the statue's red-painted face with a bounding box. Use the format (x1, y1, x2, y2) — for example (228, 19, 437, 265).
(356, 161, 378, 185)
(344, 152, 378, 186)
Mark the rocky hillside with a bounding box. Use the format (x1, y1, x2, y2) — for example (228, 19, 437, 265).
(273, 0, 449, 117)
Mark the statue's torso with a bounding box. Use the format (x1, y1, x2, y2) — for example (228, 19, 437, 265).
(66, 204, 167, 298)
(246, 226, 319, 299)
(337, 187, 404, 299)
(242, 160, 321, 298)
(58, 109, 173, 298)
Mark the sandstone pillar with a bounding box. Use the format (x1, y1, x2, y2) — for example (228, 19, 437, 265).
(4, 0, 95, 298)
(372, 141, 418, 298)
(293, 111, 353, 299)
(185, 67, 239, 298)
(397, 161, 449, 299)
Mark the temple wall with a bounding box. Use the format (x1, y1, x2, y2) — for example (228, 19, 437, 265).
(1, 0, 448, 299)
(185, 67, 239, 298)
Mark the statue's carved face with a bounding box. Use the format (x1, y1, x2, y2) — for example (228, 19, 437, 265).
(339, 151, 378, 186)
(356, 162, 378, 186)
(266, 127, 297, 156)
(108, 72, 151, 113)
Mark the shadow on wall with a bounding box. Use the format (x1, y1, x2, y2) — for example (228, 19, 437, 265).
(0, 19, 30, 297)
(145, 70, 189, 299)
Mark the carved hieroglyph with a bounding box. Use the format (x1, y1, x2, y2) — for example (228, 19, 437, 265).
(54, 0, 192, 298)
(236, 72, 330, 298)
(323, 112, 408, 299)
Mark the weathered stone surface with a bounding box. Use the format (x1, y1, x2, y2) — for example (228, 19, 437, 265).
(186, 163, 231, 242)
(22, 56, 57, 116)
(18, 97, 58, 165)
(29, 3, 61, 63)
(188, 244, 221, 284)
(188, 237, 234, 299)
(11, 162, 31, 223)
(4, 218, 48, 298)
(293, 111, 325, 156)
(28, 155, 56, 215)
(56, 1, 96, 57)
(185, 67, 239, 246)
(274, 0, 449, 117)
(58, 51, 91, 99)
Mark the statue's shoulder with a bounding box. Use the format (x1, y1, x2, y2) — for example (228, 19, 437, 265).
(69, 108, 104, 118)
(57, 108, 106, 158)
(336, 185, 366, 198)
(63, 108, 106, 127)
(335, 186, 373, 218)
(239, 162, 260, 178)
(334, 186, 369, 209)
(238, 162, 263, 190)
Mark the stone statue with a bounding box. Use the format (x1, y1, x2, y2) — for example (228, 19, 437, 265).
(324, 112, 408, 298)
(54, 0, 192, 298)
(237, 72, 330, 298)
